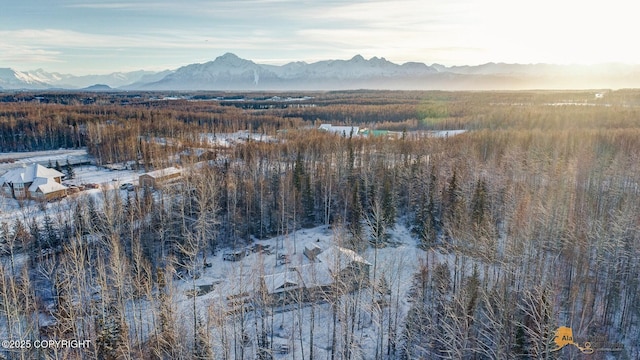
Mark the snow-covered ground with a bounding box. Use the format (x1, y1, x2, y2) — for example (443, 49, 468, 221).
(180, 224, 426, 299)
(166, 223, 443, 359)
(427, 129, 467, 137)
(201, 131, 277, 148)
(0, 163, 146, 224)
(63, 164, 144, 188)
(0, 149, 90, 173)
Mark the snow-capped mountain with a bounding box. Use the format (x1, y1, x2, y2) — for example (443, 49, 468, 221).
(267, 55, 436, 80)
(3, 54, 640, 90)
(142, 53, 280, 90)
(57, 70, 161, 88)
(137, 54, 640, 90)
(140, 53, 443, 90)
(0, 68, 166, 89)
(24, 68, 70, 85)
(0, 68, 51, 89)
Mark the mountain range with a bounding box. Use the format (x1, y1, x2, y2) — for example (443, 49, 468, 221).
(3, 53, 640, 91)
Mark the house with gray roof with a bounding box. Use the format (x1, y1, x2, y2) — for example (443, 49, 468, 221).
(0, 163, 67, 200)
(260, 245, 371, 305)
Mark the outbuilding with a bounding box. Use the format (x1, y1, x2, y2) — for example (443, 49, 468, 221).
(139, 166, 182, 188)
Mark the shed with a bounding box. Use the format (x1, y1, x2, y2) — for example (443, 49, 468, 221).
(139, 166, 182, 188)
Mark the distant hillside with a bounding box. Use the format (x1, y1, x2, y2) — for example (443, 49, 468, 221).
(82, 84, 112, 91)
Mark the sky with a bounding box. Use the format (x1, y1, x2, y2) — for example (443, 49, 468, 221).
(1, 0, 637, 75)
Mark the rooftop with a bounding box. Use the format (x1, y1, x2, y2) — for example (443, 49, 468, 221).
(29, 177, 67, 194)
(1, 163, 64, 184)
(141, 166, 182, 179)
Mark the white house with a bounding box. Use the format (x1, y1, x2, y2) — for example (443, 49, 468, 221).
(0, 163, 67, 200)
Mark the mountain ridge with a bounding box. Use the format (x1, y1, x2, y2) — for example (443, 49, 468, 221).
(3, 54, 640, 90)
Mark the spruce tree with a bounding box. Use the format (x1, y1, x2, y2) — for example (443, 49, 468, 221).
(156, 269, 178, 358)
(12, 219, 30, 250)
(65, 159, 75, 179)
(347, 183, 364, 250)
(382, 175, 396, 230)
(446, 170, 460, 221)
(43, 214, 58, 249)
(95, 304, 127, 360)
(73, 202, 86, 236)
(193, 317, 213, 360)
(471, 178, 488, 228)
(28, 218, 41, 264)
(419, 167, 440, 248)
(303, 174, 314, 226)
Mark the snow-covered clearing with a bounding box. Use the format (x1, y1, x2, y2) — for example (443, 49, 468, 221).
(200, 131, 277, 148)
(0, 149, 90, 172)
(164, 223, 456, 359)
(63, 164, 144, 188)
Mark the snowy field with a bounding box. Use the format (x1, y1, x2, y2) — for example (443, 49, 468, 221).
(63, 164, 144, 188)
(0, 149, 90, 173)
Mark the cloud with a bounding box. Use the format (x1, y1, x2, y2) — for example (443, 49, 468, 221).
(0, 27, 310, 72)
(3, 0, 638, 73)
(0, 28, 267, 51)
(66, 2, 148, 9)
(0, 45, 62, 64)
